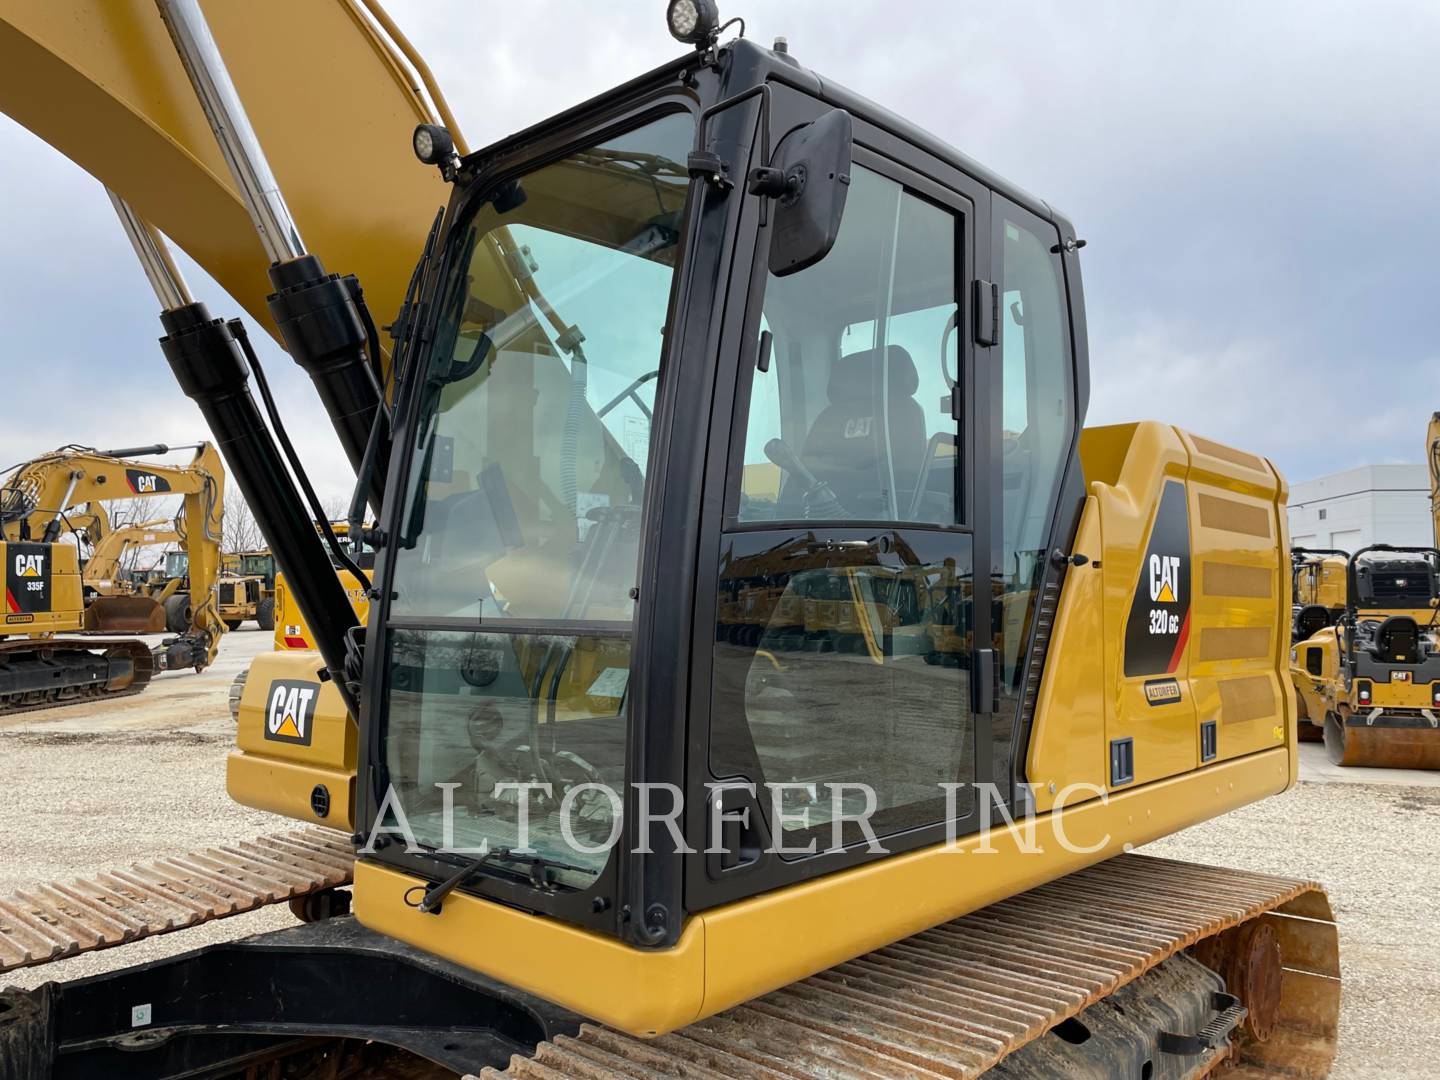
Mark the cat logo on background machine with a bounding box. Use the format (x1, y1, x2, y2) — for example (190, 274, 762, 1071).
(264, 679, 319, 746)
(5, 543, 51, 615)
(1124, 481, 1192, 681)
(124, 468, 173, 495)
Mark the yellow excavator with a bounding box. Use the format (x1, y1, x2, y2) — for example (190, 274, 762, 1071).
(0, 2, 1341, 1077)
(0, 442, 226, 714)
(79, 516, 180, 599)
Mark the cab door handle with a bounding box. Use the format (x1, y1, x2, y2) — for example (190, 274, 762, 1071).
(974, 647, 999, 714)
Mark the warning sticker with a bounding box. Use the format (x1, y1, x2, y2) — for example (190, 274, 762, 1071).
(1123, 481, 1191, 678)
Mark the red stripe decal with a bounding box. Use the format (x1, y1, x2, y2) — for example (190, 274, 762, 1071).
(1166, 609, 1191, 673)
(4, 588, 19, 614)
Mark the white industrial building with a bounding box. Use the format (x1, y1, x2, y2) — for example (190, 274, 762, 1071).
(1287, 464, 1432, 551)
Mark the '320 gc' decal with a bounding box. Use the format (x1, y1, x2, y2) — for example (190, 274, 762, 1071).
(1123, 481, 1191, 678)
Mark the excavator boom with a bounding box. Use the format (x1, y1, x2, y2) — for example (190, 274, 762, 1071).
(0, 0, 449, 369)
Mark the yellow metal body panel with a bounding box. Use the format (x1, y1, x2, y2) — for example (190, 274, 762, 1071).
(272, 569, 370, 651)
(1026, 496, 1106, 811)
(355, 747, 1292, 1038)
(1047, 423, 1292, 795)
(1, 541, 84, 632)
(1294, 555, 1347, 610)
(228, 649, 356, 830)
(0, 0, 448, 360)
(1182, 430, 1292, 764)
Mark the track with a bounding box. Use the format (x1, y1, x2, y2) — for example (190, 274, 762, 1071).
(0, 636, 156, 719)
(490, 855, 1340, 1079)
(0, 828, 353, 974)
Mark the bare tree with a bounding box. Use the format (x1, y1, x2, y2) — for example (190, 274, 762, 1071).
(222, 499, 264, 553)
(320, 495, 352, 524)
(104, 495, 160, 529)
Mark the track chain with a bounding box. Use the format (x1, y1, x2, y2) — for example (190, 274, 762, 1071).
(0, 828, 353, 974)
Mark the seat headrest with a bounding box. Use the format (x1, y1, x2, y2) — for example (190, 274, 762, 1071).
(828, 345, 919, 403)
(1374, 615, 1421, 662)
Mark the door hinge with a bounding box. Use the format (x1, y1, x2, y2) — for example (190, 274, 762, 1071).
(687, 149, 733, 191)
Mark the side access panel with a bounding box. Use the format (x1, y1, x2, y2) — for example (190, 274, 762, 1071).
(1181, 432, 1292, 764)
(229, 650, 356, 831)
(1079, 423, 1293, 791)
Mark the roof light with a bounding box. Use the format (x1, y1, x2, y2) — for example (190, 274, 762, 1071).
(667, 0, 719, 45)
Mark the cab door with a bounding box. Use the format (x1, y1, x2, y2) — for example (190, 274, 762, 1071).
(688, 94, 997, 906)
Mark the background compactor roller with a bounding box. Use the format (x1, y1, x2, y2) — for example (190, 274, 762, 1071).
(1290, 545, 1440, 768)
(0, 2, 1339, 1077)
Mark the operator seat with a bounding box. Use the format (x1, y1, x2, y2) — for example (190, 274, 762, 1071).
(797, 345, 926, 517)
(1293, 604, 1333, 642)
(1372, 615, 1422, 663)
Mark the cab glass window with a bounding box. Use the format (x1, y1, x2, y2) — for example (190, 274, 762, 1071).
(996, 212, 1073, 762)
(734, 166, 959, 527)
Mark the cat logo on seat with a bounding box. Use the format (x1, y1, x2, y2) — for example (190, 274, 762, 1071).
(1393, 671, 1412, 683)
(265, 679, 320, 746)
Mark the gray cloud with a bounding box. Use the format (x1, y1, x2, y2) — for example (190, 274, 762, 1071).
(2, 0, 1437, 493)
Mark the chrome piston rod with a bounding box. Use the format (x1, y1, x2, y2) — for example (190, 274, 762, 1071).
(107, 188, 194, 311)
(153, 0, 306, 265)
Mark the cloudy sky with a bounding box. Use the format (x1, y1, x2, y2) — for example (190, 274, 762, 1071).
(1, 0, 1437, 501)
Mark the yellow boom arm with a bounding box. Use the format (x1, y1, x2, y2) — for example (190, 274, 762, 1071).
(82, 517, 181, 597)
(0, 0, 452, 370)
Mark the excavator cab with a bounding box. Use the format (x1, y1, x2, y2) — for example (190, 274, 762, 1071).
(358, 53, 1082, 943)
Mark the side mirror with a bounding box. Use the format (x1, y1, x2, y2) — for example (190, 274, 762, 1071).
(750, 109, 853, 277)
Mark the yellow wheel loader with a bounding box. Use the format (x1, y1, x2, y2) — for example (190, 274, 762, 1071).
(216, 548, 277, 630)
(1290, 544, 1440, 768)
(0, 443, 227, 713)
(0, 2, 1340, 1077)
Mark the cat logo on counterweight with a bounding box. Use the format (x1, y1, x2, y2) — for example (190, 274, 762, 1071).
(265, 679, 319, 746)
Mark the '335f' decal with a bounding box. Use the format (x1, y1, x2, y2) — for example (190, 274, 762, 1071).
(5, 544, 51, 615)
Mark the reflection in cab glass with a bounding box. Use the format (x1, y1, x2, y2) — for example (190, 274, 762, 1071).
(382, 112, 694, 887)
(713, 163, 975, 852)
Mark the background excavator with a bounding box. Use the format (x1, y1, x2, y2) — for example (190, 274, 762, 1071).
(0, 442, 225, 713)
(0, 2, 1342, 1078)
(77, 515, 180, 599)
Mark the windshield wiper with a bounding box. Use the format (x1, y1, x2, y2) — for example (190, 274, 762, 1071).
(413, 845, 511, 914)
(413, 846, 593, 914)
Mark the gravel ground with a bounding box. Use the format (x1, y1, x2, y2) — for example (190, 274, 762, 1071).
(0, 628, 296, 990)
(1148, 763, 1440, 1079)
(2, 634, 1437, 1076)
